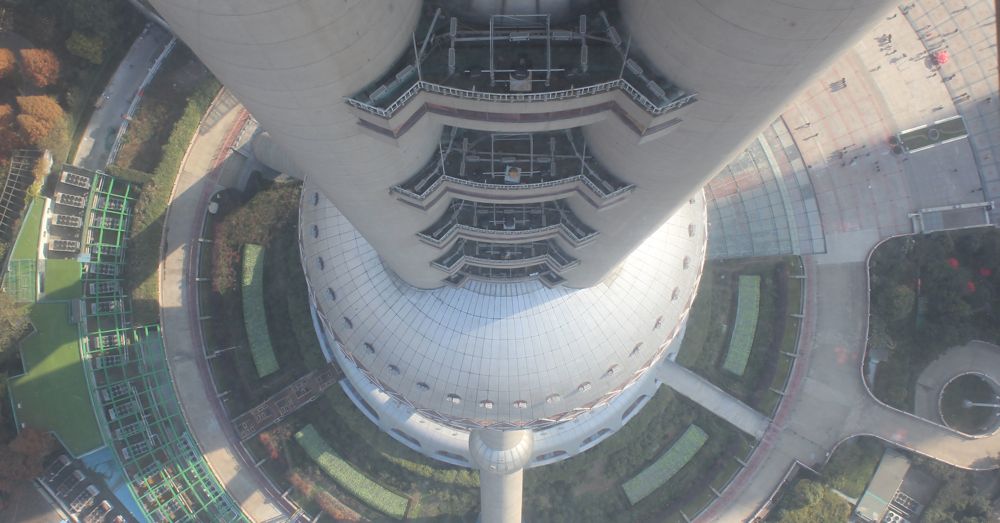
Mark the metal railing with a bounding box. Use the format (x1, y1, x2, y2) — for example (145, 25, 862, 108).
(106, 38, 177, 167)
(392, 172, 633, 202)
(418, 222, 598, 248)
(346, 78, 696, 120)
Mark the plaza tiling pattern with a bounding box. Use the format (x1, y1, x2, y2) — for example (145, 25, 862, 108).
(705, 119, 826, 260)
(902, 0, 1000, 222)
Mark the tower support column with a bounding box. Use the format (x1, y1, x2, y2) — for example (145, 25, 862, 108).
(469, 429, 534, 523)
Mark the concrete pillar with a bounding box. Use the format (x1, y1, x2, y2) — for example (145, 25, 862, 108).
(469, 429, 534, 523)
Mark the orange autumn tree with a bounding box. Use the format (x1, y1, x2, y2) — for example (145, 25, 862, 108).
(18, 49, 59, 88)
(0, 428, 54, 511)
(0, 49, 15, 79)
(14, 95, 64, 147)
(0, 104, 23, 158)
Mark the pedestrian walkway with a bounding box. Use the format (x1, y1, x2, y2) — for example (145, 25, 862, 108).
(233, 364, 342, 441)
(159, 92, 289, 522)
(902, 0, 1000, 221)
(658, 360, 769, 439)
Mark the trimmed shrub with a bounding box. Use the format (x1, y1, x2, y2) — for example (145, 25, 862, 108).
(295, 424, 409, 519)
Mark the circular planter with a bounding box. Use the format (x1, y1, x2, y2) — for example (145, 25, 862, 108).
(939, 372, 1000, 436)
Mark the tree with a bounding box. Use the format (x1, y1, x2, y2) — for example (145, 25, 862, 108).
(7, 427, 54, 463)
(0, 48, 15, 79)
(14, 95, 66, 148)
(0, 428, 54, 510)
(66, 31, 106, 65)
(0, 104, 23, 158)
(0, 292, 30, 364)
(876, 284, 916, 323)
(69, 0, 125, 40)
(923, 470, 997, 523)
(18, 49, 59, 88)
(771, 479, 851, 523)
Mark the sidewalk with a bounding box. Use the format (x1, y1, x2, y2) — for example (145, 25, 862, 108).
(74, 24, 173, 169)
(658, 360, 769, 439)
(158, 93, 289, 522)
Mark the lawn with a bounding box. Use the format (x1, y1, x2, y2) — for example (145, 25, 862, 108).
(241, 243, 279, 377)
(201, 184, 325, 414)
(295, 423, 410, 519)
(41, 259, 83, 301)
(246, 384, 479, 521)
(10, 197, 42, 260)
(524, 387, 755, 522)
(678, 257, 800, 413)
(8, 302, 103, 456)
(623, 424, 708, 505)
(822, 437, 883, 498)
(722, 275, 761, 375)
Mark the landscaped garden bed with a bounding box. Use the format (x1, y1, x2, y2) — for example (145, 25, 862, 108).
(678, 256, 803, 415)
(867, 228, 1000, 411)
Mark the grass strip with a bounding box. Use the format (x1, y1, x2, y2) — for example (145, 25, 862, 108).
(622, 424, 708, 505)
(295, 423, 409, 519)
(722, 275, 761, 375)
(241, 243, 278, 376)
(125, 78, 220, 324)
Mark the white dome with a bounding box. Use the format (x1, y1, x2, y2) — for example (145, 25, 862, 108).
(299, 180, 707, 427)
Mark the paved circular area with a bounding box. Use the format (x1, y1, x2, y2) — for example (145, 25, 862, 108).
(915, 341, 1000, 424)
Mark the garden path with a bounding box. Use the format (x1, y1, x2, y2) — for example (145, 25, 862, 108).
(657, 360, 769, 439)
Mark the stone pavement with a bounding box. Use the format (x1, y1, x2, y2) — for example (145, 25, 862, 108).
(914, 341, 1000, 423)
(658, 360, 770, 439)
(159, 93, 289, 522)
(903, 0, 1000, 221)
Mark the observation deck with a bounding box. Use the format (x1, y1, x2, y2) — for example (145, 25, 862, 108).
(391, 128, 633, 209)
(432, 239, 579, 275)
(417, 199, 597, 248)
(347, 10, 696, 138)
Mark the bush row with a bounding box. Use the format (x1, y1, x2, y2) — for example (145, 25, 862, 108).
(294, 423, 409, 519)
(124, 77, 220, 324)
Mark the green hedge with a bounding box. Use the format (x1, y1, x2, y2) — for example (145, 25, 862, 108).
(622, 424, 708, 505)
(295, 424, 409, 519)
(125, 77, 220, 324)
(722, 275, 761, 375)
(241, 243, 279, 377)
(105, 165, 153, 185)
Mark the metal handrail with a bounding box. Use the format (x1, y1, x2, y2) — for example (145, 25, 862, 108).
(418, 222, 598, 247)
(345, 78, 696, 119)
(391, 173, 633, 201)
(433, 252, 579, 272)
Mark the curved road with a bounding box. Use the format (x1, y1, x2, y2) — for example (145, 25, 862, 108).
(158, 91, 290, 522)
